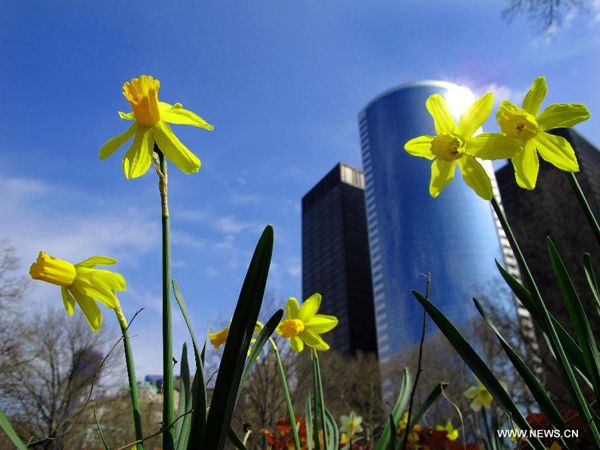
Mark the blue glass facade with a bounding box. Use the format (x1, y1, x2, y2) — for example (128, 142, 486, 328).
(358, 81, 508, 367)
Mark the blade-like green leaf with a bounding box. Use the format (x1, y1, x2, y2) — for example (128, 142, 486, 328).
(548, 239, 600, 401)
(325, 409, 339, 450)
(93, 407, 111, 450)
(173, 281, 207, 450)
(239, 309, 283, 394)
(227, 427, 248, 450)
(474, 298, 565, 431)
(176, 343, 193, 450)
(412, 290, 545, 450)
(388, 414, 397, 450)
(583, 253, 600, 317)
(0, 409, 27, 450)
(496, 261, 589, 377)
(375, 368, 411, 450)
(203, 225, 274, 450)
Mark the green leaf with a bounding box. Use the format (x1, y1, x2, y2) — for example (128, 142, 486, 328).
(548, 239, 600, 401)
(238, 309, 283, 395)
(375, 368, 411, 450)
(388, 414, 396, 450)
(173, 281, 207, 450)
(411, 290, 545, 450)
(175, 343, 192, 450)
(473, 298, 565, 431)
(0, 409, 27, 450)
(325, 409, 339, 450)
(583, 253, 600, 317)
(203, 225, 274, 450)
(496, 261, 589, 378)
(93, 407, 111, 450)
(227, 427, 248, 450)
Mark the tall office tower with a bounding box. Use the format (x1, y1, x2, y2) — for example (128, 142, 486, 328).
(358, 82, 514, 391)
(496, 128, 600, 402)
(302, 163, 378, 356)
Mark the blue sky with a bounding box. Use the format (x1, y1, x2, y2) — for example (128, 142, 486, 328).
(1, 1, 600, 375)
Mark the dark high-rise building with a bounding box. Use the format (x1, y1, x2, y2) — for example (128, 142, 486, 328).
(302, 163, 378, 356)
(495, 128, 600, 359)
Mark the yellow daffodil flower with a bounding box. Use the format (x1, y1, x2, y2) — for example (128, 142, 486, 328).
(397, 412, 420, 444)
(435, 420, 459, 441)
(339, 411, 363, 436)
(464, 380, 507, 411)
(208, 323, 263, 349)
(405, 92, 521, 200)
(29, 252, 125, 332)
(496, 76, 590, 189)
(276, 294, 338, 352)
(99, 75, 213, 180)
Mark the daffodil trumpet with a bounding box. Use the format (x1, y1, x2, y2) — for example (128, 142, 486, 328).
(99, 75, 213, 180)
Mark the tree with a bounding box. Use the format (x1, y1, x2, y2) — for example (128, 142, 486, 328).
(0, 307, 119, 449)
(503, 0, 584, 30)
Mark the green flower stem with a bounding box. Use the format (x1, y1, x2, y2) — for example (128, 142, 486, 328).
(115, 307, 144, 449)
(566, 172, 600, 246)
(156, 149, 175, 450)
(491, 196, 600, 445)
(311, 349, 328, 450)
(268, 338, 302, 450)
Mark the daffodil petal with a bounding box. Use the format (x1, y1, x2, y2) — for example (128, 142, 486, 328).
(512, 141, 539, 190)
(118, 111, 135, 120)
(161, 102, 214, 130)
(153, 121, 201, 174)
(290, 335, 304, 352)
(466, 133, 522, 159)
(99, 123, 137, 160)
(521, 76, 547, 115)
(404, 135, 434, 159)
(458, 156, 493, 200)
(429, 159, 456, 198)
(464, 386, 478, 399)
(74, 271, 120, 309)
(71, 288, 103, 332)
(94, 270, 126, 291)
(458, 92, 493, 138)
(299, 293, 322, 322)
(426, 94, 455, 134)
(304, 314, 338, 333)
(122, 128, 154, 180)
(536, 132, 579, 172)
(536, 103, 591, 131)
(300, 330, 330, 351)
(470, 399, 482, 412)
(75, 256, 118, 268)
(61, 287, 76, 316)
(285, 297, 300, 320)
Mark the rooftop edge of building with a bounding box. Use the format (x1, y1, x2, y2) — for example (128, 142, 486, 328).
(302, 162, 365, 210)
(359, 80, 466, 115)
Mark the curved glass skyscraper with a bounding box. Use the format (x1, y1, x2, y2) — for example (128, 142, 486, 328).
(358, 81, 510, 369)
